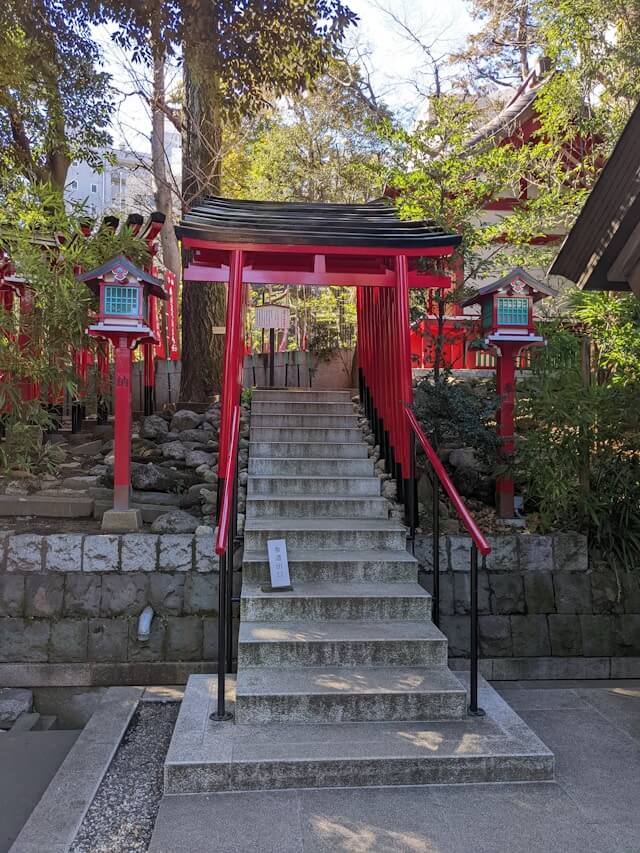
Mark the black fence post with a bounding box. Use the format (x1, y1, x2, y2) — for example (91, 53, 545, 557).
(431, 470, 440, 628)
(469, 542, 485, 717)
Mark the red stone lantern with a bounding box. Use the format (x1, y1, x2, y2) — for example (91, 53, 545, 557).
(78, 255, 167, 531)
(462, 267, 556, 519)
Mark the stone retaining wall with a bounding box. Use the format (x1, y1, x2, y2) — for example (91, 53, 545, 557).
(2, 529, 639, 684)
(415, 532, 640, 678)
(0, 532, 223, 682)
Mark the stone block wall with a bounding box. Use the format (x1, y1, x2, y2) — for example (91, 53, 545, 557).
(0, 532, 224, 685)
(415, 533, 640, 678)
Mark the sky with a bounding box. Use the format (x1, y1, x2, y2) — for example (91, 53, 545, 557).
(100, 0, 474, 154)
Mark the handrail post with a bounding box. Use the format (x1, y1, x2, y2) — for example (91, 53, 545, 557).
(213, 546, 229, 720)
(432, 468, 440, 628)
(408, 429, 416, 551)
(469, 543, 485, 717)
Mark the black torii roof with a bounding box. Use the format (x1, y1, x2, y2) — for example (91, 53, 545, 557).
(176, 196, 462, 250)
(78, 254, 167, 299)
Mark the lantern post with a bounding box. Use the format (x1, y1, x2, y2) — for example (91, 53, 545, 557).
(462, 268, 556, 519)
(77, 255, 167, 532)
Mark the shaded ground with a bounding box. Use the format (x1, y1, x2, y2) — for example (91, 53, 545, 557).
(148, 680, 640, 853)
(0, 729, 80, 853)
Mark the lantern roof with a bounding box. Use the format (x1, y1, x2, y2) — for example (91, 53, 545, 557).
(78, 254, 167, 300)
(460, 267, 557, 307)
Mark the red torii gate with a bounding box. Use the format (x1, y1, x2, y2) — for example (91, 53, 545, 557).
(178, 196, 461, 515)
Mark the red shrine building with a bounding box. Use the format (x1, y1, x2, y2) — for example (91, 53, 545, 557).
(411, 59, 576, 372)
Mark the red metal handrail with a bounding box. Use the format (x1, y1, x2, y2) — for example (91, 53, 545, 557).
(404, 406, 491, 557)
(215, 403, 240, 556)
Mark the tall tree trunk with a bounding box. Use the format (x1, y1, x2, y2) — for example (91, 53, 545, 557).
(151, 36, 180, 278)
(517, 1, 530, 81)
(179, 2, 227, 402)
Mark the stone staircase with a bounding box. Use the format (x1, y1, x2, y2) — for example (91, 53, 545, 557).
(165, 388, 554, 793)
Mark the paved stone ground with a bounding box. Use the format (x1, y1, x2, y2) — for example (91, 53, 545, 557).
(149, 680, 640, 853)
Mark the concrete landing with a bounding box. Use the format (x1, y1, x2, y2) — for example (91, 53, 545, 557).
(164, 674, 553, 794)
(151, 680, 640, 853)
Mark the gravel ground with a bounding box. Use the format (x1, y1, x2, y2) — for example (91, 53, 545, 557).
(70, 701, 180, 853)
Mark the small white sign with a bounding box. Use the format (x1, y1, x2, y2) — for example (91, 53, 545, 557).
(255, 305, 290, 329)
(267, 539, 291, 589)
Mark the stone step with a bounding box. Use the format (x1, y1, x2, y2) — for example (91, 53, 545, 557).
(235, 665, 467, 724)
(251, 427, 363, 443)
(250, 414, 360, 428)
(248, 457, 375, 476)
(251, 401, 355, 415)
(246, 495, 389, 520)
(242, 549, 418, 584)
(252, 390, 353, 403)
(240, 582, 431, 622)
(0, 494, 94, 518)
(247, 475, 381, 497)
(238, 619, 448, 667)
(249, 442, 369, 459)
(164, 675, 555, 793)
(243, 518, 407, 551)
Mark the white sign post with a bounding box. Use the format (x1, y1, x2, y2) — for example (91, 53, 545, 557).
(264, 538, 293, 592)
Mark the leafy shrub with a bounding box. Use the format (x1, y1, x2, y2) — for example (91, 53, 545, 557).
(412, 374, 499, 461)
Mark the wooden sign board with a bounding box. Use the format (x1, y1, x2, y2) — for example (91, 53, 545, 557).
(255, 305, 290, 329)
(264, 538, 292, 592)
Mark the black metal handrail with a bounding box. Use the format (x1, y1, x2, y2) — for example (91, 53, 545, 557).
(404, 406, 490, 716)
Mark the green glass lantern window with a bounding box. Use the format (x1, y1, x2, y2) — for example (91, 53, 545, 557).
(497, 297, 528, 326)
(104, 285, 139, 317)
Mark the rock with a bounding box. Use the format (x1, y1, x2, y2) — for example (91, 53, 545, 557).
(140, 415, 170, 440)
(131, 490, 182, 506)
(185, 450, 215, 468)
(0, 688, 33, 728)
(200, 469, 218, 484)
(161, 441, 187, 461)
(239, 471, 248, 485)
(4, 481, 30, 496)
(177, 429, 213, 445)
(170, 410, 203, 433)
(151, 509, 200, 534)
(131, 438, 163, 462)
(72, 440, 103, 457)
(181, 483, 213, 508)
(449, 447, 482, 471)
(131, 463, 182, 492)
(196, 525, 215, 536)
(382, 480, 397, 500)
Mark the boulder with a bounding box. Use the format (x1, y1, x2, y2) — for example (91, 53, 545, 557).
(178, 429, 215, 445)
(131, 438, 163, 462)
(151, 509, 200, 534)
(162, 441, 187, 461)
(140, 414, 169, 440)
(448, 447, 482, 471)
(170, 410, 203, 432)
(185, 449, 216, 468)
(131, 463, 182, 492)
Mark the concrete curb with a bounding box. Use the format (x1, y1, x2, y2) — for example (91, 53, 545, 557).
(9, 686, 143, 853)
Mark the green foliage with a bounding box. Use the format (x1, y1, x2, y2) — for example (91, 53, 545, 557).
(0, 1, 112, 188)
(225, 62, 385, 203)
(516, 324, 640, 572)
(0, 181, 149, 466)
(412, 375, 499, 461)
(571, 291, 640, 385)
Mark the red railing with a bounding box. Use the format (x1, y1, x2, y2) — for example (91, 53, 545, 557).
(356, 259, 489, 716)
(212, 248, 247, 721)
(404, 407, 491, 556)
